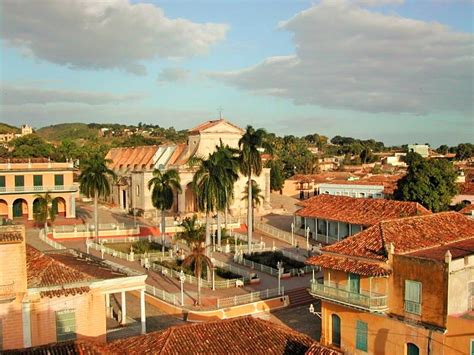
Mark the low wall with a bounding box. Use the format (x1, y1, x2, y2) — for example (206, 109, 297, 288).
(51, 226, 140, 239)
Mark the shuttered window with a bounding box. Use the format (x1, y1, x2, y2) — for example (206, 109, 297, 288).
(56, 309, 76, 342)
(405, 280, 422, 315)
(356, 320, 368, 352)
(15, 175, 24, 187)
(33, 175, 43, 187)
(54, 174, 64, 186)
(0, 176, 5, 188)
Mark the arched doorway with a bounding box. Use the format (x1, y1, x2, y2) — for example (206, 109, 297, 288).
(331, 314, 341, 347)
(0, 199, 8, 218)
(52, 197, 66, 217)
(33, 198, 43, 215)
(407, 343, 419, 355)
(185, 183, 198, 213)
(12, 199, 28, 218)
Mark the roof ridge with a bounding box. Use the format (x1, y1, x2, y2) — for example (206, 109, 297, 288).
(157, 327, 174, 354)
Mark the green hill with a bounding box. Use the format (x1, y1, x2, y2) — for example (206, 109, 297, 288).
(0, 123, 20, 134)
(36, 123, 98, 142)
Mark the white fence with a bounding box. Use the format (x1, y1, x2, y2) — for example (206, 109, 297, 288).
(39, 229, 66, 250)
(254, 222, 294, 245)
(146, 285, 181, 306)
(150, 262, 249, 289)
(88, 241, 174, 263)
(52, 223, 140, 239)
(216, 287, 284, 308)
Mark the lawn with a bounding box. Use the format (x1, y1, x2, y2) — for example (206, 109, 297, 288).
(105, 240, 169, 254)
(243, 251, 306, 272)
(155, 259, 242, 281)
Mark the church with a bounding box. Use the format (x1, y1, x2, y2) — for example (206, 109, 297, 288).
(105, 119, 271, 220)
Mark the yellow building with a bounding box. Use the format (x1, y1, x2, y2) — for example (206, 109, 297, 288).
(307, 212, 474, 355)
(0, 158, 77, 220)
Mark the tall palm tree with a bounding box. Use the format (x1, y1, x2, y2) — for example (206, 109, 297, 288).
(78, 152, 116, 240)
(148, 169, 181, 251)
(33, 191, 56, 232)
(179, 216, 212, 306)
(239, 126, 268, 252)
(241, 180, 264, 232)
(213, 142, 239, 248)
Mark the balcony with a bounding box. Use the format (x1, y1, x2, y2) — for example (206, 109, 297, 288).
(0, 281, 15, 302)
(0, 185, 78, 194)
(309, 280, 388, 312)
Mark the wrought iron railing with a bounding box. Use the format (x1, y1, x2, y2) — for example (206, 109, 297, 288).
(0, 185, 77, 193)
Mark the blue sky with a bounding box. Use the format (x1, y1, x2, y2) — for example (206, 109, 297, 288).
(0, 0, 473, 146)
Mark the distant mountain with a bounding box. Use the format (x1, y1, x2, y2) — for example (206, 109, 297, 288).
(36, 123, 98, 141)
(0, 123, 20, 134)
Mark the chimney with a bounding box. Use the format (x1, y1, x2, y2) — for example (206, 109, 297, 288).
(444, 250, 452, 264)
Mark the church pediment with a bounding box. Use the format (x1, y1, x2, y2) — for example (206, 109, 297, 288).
(188, 119, 244, 135)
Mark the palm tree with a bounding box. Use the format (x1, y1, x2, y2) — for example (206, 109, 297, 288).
(148, 169, 181, 252)
(239, 126, 267, 252)
(179, 216, 212, 306)
(33, 191, 56, 232)
(213, 142, 239, 248)
(241, 180, 264, 232)
(78, 152, 116, 240)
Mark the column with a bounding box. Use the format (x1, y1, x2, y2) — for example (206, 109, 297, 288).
(325, 220, 329, 244)
(337, 222, 340, 241)
(22, 302, 32, 348)
(178, 185, 186, 213)
(121, 291, 127, 325)
(140, 289, 146, 334)
(27, 200, 34, 221)
(7, 202, 13, 219)
(105, 293, 111, 317)
(70, 194, 76, 218)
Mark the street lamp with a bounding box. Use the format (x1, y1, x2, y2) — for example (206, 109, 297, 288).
(277, 261, 283, 296)
(306, 226, 310, 251)
(291, 222, 294, 246)
(308, 303, 321, 319)
(179, 270, 185, 306)
(211, 257, 216, 291)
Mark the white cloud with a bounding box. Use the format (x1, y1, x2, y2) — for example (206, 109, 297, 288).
(209, 0, 473, 114)
(1, 85, 144, 105)
(352, 0, 405, 6)
(157, 67, 191, 83)
(0, 0, 228, 74)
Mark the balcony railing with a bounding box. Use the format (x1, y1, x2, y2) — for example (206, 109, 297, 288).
(0, 185, 77, 194)
(309, 280, 388, 312)
(0, 281, 15, 302)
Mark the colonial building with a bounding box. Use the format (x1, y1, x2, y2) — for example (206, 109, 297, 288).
(0, 225, 147, 351)
(306, 212, 474, 355)
(0, 159, 77, 220)
(295, 195, 431, 244)
(106, 119, 271, 219)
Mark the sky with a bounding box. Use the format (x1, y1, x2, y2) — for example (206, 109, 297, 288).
(0, 0, 473, 146)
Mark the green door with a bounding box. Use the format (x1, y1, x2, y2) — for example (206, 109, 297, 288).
(13, 200, 24, 217)
(331, 314, 341, 347)
(407, 343, 419, 355)
(348, 273, 360, 293)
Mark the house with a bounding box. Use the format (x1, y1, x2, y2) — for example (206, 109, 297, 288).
(306, 212, 474, 354)
(295, 195, 431, 244)
(105, 119, 271, 219)
(0, 158, 77, 221)
(0, 225, 147, 351)
(5, 316, 342, 355)
(407, 144, 429, 158)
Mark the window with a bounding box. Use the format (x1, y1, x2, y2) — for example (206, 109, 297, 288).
(356, 320, 368, 352)
(348, 273, 360, 293)
(405, 280, 422, 315)
(136, 185, 140, 197)
(15, 175, 24, 187)
(407, 343, 419, 355)
(331, 314, 341, 347)
(56, 309, 76, 342)
(33, 175, 43, 187)
(0, 176, 4, 188)
(54, 174, 64, 186)
(471, 339, 474, 355)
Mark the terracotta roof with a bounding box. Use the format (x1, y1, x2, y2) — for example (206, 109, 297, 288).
(109, 316, 316, 354)
(40, 286, 91, 299)
(0, 231, 23, 244)
(188, 119, 244, 134)
(459, 182, 474, 195)
(296, 195, 431, 226)
(459, 204, 474, 214)
(306, 254, 391, 277)
(3, 339, 108, 354)
(323, 212, 474, 261)
(305, 343, 343, 355)
(407, 238, 474, 261)
(106, 146, 159, 170)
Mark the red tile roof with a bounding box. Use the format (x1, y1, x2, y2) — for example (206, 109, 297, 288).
(0, 231, 23, 244)
(40, 286, 91, 299)
(4, 339, 108, 354)
(459, 182, 474, 195)
(188, 119, 244, 134)
(305, 343, 343, 355)
(407, 238, 474, 261)
(306, 254, 391, 277)
(110, 316, 316, 354)
(296, 194, 431, 226)
(323, 212, 474, 260)
(106, 145, 159, 170)
(459, 204, 474, 214)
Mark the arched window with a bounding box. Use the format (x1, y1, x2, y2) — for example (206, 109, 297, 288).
(407, 343, 419, 355)
(331, 314, 341, 347)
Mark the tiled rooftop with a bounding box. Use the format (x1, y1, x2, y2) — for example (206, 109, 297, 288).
(3, 339, 107, 354)
(459, 182, 474, 195)
(407, 238, 474, 261)
(0, 231, 23, 244)
(306, 254, 391, 277)
(106, 146, 159, 170)
(459, 204, 474, 215)
(296, 194, 431, 226)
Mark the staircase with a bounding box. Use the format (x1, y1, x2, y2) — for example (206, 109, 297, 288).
(285, 287, 315, 308)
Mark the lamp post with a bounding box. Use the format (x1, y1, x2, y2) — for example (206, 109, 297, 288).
(291, 222, 294, 246)
(211, 258, 216, 291)
(277, 261, 283, 296)
(179, 270, 185, 306)
(306, 226, 310, 251)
